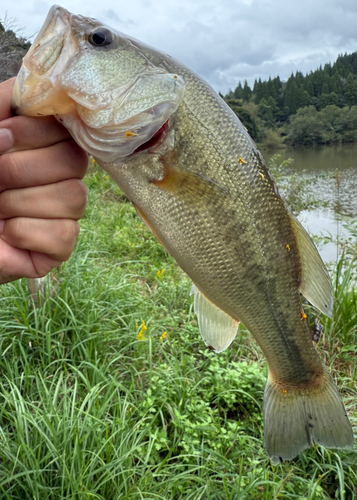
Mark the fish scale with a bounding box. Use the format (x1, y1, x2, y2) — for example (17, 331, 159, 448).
(13, 5, 353, 463)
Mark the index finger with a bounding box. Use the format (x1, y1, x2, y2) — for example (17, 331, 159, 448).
(0, 78, 73, 154)
(0, 114, 72, 153)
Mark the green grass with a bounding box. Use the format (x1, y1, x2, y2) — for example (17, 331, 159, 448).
(0, 164, 356, 499)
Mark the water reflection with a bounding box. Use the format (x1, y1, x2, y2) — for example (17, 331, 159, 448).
(262, 144, 357, 262)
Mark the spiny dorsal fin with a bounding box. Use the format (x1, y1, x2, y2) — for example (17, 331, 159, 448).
(191, 284, 239, 352)
(290, 216, 334, 318)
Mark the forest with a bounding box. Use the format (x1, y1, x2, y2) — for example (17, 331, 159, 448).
(224, 52, 357, 147)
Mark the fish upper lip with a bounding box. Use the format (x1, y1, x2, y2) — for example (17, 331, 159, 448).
(12, 5, 78, 116)
(40, 5, 71, 37)
(28, 6, 72, 76)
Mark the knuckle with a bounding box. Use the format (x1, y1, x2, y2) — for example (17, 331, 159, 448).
(60, 140, 88, 177)
(0, 191, 10, 216)
(5, 217, 25, 246)
(0, 153, 22, 189)
(59, 220, 80, 259)
(63, 180, 87, 215)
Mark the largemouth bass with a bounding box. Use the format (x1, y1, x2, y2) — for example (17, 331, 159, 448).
(12, 5, 354, 463)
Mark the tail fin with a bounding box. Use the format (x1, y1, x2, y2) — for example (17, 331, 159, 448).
(263, 372, 354, 464)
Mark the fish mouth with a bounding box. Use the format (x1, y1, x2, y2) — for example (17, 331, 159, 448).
(131, 119, 169, 154)
(59, 110, 173, 163)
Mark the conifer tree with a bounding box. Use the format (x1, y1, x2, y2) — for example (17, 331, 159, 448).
(242, 80, 252, 102)
(344, 73, 357, 105)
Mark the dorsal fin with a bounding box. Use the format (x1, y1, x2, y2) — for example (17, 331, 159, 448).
(191, 284, 239, 352)
(290, 216, 334, 318)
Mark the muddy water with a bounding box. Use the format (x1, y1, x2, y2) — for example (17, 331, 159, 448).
(262, 143, 357, 262)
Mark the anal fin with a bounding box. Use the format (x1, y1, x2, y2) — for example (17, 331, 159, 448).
(191, 284, 239, 352)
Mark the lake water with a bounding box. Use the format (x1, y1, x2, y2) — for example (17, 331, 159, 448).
(262, 143, 357, 262)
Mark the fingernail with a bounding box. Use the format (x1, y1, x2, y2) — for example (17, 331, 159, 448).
(0, 220, 5, 234)
(0, 129, 14, 152)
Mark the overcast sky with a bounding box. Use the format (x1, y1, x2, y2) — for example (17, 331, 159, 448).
(2, 0, 357, 94)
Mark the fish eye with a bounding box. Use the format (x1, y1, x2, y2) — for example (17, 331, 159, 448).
(88, 27, 113, 47)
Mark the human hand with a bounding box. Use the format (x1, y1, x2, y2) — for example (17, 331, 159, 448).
(0, 78, 88, 284)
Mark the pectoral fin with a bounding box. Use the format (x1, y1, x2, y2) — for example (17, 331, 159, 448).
(191, 284, 239, 352)
(290, 216, 334, 318)
(152, 157, 229, 200)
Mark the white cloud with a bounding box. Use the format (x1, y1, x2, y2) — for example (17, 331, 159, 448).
(3, 0, 357, 93)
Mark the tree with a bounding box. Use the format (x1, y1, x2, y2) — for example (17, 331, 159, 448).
(312, 67, 325, 96)
(343, 73, 357, 105)
(233, 82, 243, 99)
(318, 92, 338, 109)
(321, 82, 329, 95)
(303, 77, 314, 98)
(296, 86, 309, 109)
(333, 106, 357, 141)
(330, 72, 343, 95)
(242, 80, 252, 102)
(258, 97, 277, 129)
(284, 78, 299, 114)
(286, 106, 334, 145)
(254, 78, 264, 104)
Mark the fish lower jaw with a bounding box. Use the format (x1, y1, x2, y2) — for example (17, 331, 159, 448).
(56, 110, 174, 164)
(12, 68, 77, 117)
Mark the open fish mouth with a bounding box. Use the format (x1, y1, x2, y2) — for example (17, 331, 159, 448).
(131, 119, 169, 154)
(12, 5, 185, 162)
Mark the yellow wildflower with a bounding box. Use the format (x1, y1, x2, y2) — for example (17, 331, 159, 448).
(137, 320, 148, 340)
(156, 269, 165, 277)
(160, 331, 168, 342)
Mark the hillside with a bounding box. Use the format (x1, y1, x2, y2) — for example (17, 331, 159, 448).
(224, 52, 357, 147)
(0, 20, 30, 83)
